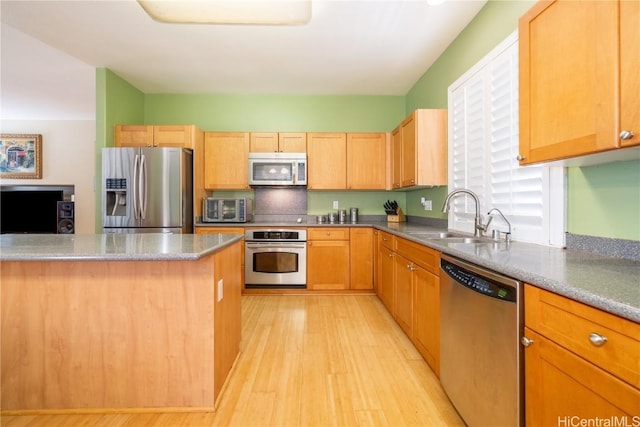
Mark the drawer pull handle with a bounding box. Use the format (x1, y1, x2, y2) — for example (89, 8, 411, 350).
(589, 333, 608, 347)
(521, 336, 534, 347)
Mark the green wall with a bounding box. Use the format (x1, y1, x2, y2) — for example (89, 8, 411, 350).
(568, 161, 640, 240)
(144, 94, 404, 132)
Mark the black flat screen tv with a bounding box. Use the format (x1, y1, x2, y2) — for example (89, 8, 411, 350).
(0, 185, 74, 234)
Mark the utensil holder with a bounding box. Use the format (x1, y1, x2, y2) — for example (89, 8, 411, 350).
(387, 208, 406, 223)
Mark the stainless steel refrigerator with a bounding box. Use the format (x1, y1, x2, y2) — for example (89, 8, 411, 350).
(102, 147, 193, 234)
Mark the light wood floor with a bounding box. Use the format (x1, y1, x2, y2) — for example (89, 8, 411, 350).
(2, 295, 463, 426)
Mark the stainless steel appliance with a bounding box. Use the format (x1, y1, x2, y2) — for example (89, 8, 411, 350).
(245, 228, 307, 288)
(102, 147, 193, 234)
(248, 152, 307, 186)
(202, 197, 252, 223)
(439, 254, 523, 427)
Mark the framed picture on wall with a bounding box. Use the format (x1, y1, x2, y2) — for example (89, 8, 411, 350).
(0, 134, 43, 179)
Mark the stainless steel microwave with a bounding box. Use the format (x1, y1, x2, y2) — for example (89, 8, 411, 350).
(202, 198, 253, 223)
(248, 152, 307, 186)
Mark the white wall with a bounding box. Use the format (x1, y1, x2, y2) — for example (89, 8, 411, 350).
(1, 24, 97, 233)
(0, 120, 96, 233)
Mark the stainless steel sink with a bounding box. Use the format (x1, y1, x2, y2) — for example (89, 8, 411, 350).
(407, 232, 462, 239)
(436, 237, 495, 244)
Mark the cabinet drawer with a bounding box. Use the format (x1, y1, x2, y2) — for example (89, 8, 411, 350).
(307, 227, 349, 241)
(395, 237, 440, 275)
(525, 285, 640, 389)
(378, 231, 395, 250)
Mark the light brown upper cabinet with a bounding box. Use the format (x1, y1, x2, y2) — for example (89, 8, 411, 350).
(346, 133, 388, 190)
(392, 109, 447, 188)
(391, 126, 402, 189)
(204, 132, 250, 190)
(307, 133, 347, 190)
(115, 125, 200, 149)
(249, 132, 307, 153)
(519, 0, 639, 165)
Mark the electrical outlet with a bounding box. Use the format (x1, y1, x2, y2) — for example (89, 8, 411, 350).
(332, 200, 339, 209)
(420, 197, 432, 211)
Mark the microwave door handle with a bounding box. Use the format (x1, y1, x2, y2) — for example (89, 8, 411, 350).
(133, 154, 140, 219)
(292, 163, 296, 185)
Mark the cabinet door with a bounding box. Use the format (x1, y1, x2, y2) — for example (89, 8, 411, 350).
(307, 240, 350, 290)
(114, 125, 153, 147)
(519, 1, 619, 164)
(153, 125, 194, 148)
(393, 254, 414, 338)
(279, 133, 307, 153)
(249, 132, 279, 152)
(378, 244, 395, 312)
(413, 267, 440, 376)
(391, 126, 402, 189)
(307, 133, 346, 190)
(346, 133, 387, 190)
(524, 328, 640, 426)
(349, 228, 373, 290)
(620, 0, 640, 148)
(204, 132, 250, 190)
(400, 115, 417, 187)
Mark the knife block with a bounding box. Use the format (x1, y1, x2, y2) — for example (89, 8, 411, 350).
(387, 208, 406, 223)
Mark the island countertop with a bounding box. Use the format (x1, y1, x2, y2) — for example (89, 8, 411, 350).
(0, 233, 243, 262)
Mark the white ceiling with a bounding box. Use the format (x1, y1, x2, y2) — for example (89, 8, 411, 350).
(1, 0, 487, 117)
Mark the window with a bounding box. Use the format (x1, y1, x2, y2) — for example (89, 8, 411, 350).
(447, 31, 565, 246)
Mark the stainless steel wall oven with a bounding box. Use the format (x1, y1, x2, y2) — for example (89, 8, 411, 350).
(245, 229, 307, 289)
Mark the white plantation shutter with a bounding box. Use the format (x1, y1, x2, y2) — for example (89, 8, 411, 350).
(447, 31, 565, 246)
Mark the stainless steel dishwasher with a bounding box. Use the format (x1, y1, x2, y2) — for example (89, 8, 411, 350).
(439, 254, 524, 427)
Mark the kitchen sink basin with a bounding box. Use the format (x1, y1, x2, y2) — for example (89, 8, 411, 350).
(407, 232, 462, 239)
(436, 237, 495, 244)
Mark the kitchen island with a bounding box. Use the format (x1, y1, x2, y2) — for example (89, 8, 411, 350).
(0, 233, 243, 413)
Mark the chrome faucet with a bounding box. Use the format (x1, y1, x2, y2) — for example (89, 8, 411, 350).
(487, 208, 512, 242)
(442, 189, 490, 237)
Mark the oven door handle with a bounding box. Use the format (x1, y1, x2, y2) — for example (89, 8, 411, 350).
(246, 242, 306, 249)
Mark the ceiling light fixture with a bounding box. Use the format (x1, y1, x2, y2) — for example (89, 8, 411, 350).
(137, 0, 312, 25)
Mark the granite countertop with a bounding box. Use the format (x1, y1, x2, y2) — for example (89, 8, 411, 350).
(374, 222, 640, 324)
(198, 220, 640, 322)
(0, 233, 243, 262)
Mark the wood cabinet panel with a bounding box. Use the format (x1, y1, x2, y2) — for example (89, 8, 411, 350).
(378, 244, 395, 313)
(525, 285, 640, 388)
(249, 132, 307, 153)
(307, 240, 350, 290)
(307, 227, 349, 241)
(620, 0, 640, 148)
(307, 133, 347, 190)
(391, 109, 447, 188)
(204, 132, 250, 190)
(153, 125, 196, 148)
(114, 125, 154, 147)
(349, 227, 374, 290)
(395, 237, 439, 275)
(346, 133, 387, 190)
(413, 266, 440, 376)
(279, 133, 307, 152)
(0, 250, 246, 411)
(519, 0, 638, 164)
(394, 253, 414, 338)
(524, 328, 640, 426)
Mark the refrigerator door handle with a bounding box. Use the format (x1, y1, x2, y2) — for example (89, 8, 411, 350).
(140, 154, 148, 220)
(133, 154, 140, 220)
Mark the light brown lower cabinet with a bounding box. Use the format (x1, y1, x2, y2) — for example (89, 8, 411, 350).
(350, 227, 374, 290)
(307, 228, 350, 290)
(376, 234, 440, 375)
(523, 285, 640, 425)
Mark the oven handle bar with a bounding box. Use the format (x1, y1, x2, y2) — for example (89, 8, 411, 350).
(246, 242, 307, 249)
